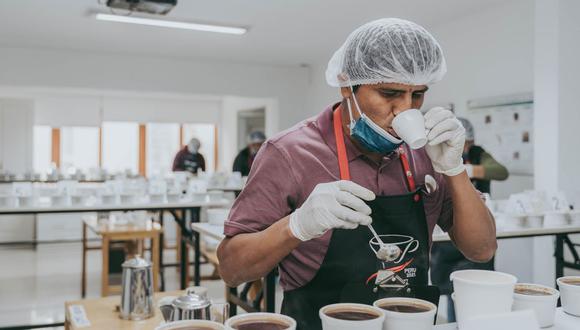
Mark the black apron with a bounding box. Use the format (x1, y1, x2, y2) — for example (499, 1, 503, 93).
(281, 108, 438, 330)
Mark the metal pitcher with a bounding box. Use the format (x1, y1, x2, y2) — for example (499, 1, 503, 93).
(119, 255, 155, 320)
(159, 286, 229, 323)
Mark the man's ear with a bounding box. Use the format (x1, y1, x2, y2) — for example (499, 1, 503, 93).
(340, 87, 353, 99)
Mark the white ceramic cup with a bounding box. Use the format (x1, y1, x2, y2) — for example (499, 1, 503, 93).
(155, 320, 225, 330)
(556, 276, 580, 316)
(567, 210, 580, 226)
(450, 270, 517, 329)
(524, 215, 544, 228)
(225, 312, 296, 330)
(544, 211, 569, 227)
(512, 283, 559, 328)
(319, 303, 384, 330)
(392, 109, 427, 149)
(373, 297, 436, 330)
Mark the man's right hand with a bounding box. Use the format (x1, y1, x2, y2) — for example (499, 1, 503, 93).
(288, 180, 376, 241)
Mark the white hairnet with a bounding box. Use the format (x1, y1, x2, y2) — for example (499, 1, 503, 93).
(326, 18, 447, 87)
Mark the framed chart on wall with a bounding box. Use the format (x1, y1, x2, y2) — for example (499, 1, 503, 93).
(465, 93, 533, 175)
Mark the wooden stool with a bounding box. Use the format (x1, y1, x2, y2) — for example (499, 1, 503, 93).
(81, 216, 162, 297)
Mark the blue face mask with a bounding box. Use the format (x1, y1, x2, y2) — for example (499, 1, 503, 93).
(347, 91, 403, 154)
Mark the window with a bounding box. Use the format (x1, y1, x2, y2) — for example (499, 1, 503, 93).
(60, 127, 99, 174)
(146, 123, 180, 177)
(182, 124, 216, 172)
(101, 122, 139, 175)
(32, 126, 52, 173)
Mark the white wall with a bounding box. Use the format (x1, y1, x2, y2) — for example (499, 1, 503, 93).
(0, 99, 35, 243)
(0, 47, 310, 131)
(533, 0, 580, 284)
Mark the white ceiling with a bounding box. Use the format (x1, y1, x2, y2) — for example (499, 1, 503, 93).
(0, 0, 506, 67)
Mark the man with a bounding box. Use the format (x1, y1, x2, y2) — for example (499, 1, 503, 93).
(172, 138, 206, 174)
(232, 131, 266, 176)
(431, 117, 508, 322)
(218, 18, 496, 330)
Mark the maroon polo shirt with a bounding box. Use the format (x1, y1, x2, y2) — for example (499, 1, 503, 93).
(224, 104, 454, 291)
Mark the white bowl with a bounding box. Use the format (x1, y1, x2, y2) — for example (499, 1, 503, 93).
(544, 211, 570, 227)
(319, 303, 384, 330)
(149, 194, 166, 204)
(17, 196, 34, 208)
(568, 210, 580, 226)
(373, 297, 436, 330)
(500, 213, 526, 229)
(51, 195, 71, 207)
(226, 312, 296, 330)
(524, 214, 544, 228)
(0, 196, 16, 208)
(207, 208, 230, 226)
(451, 270, 517, 328)
(166, 193, 181, 203)
(513, 283, 559, 328)
(155, 320, 224, 330)
(100, 194, 118, 205)
(557, 276, 580, 316)
(207, 191, 224, 202)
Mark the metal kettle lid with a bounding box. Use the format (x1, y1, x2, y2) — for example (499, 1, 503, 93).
(172, 293, 211, 310)
(122, 255, 151, 269)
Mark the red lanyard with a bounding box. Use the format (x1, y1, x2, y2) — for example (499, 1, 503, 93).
(333, 107, 418, 195)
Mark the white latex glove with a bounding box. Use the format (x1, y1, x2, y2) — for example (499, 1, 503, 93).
(465, 164, 474, 178)
(289, 180, 375, 241)
(424, 107, 466, 176)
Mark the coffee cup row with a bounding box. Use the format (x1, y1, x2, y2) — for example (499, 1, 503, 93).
(156, 296, 437, 330)
(320, 297, 436, 330)
(451, 269, 580, 329)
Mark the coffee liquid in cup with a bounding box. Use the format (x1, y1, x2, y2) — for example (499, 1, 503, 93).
(325, 310, 380, 321)
(514, 287, 552, 296)
(562, 279, 580, 286)
(378, 303, 431, 313)
(232, 320, 289, 330)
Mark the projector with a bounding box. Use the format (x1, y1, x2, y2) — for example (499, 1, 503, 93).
(106, 0, 177, 15)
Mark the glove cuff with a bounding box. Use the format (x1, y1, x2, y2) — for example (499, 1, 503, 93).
(288, 212, 309, 242)
(442, 163, 466, 177)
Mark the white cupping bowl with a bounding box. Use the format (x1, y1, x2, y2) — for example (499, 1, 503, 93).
(557, 276, 580, 317)
(451, 270, 517, 328)
(512, 283, 559, 328)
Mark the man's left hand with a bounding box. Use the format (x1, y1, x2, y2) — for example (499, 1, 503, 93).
(424, 107, 466, 176)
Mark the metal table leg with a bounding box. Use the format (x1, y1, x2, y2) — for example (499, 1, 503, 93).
(190, 207, 201, 286)
(158, 210, 165, 291)
(555, 234, 564, 287)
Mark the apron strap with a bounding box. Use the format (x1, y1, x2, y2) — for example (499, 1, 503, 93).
(333, 108, 351, 181)
(333, 107, 418, 198)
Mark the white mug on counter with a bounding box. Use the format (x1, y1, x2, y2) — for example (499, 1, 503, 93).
(512, 283, 559, 328)
(451, 270, 517, 328)
(319, 303, 384, 330)
(373, 297, 436, 330)
(155, 320, 224, 330)
(225, 313, 296, 330)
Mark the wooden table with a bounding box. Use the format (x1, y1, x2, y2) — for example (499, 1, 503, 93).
(82, 216, 162, 297)
(64, 291, 180, 330)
